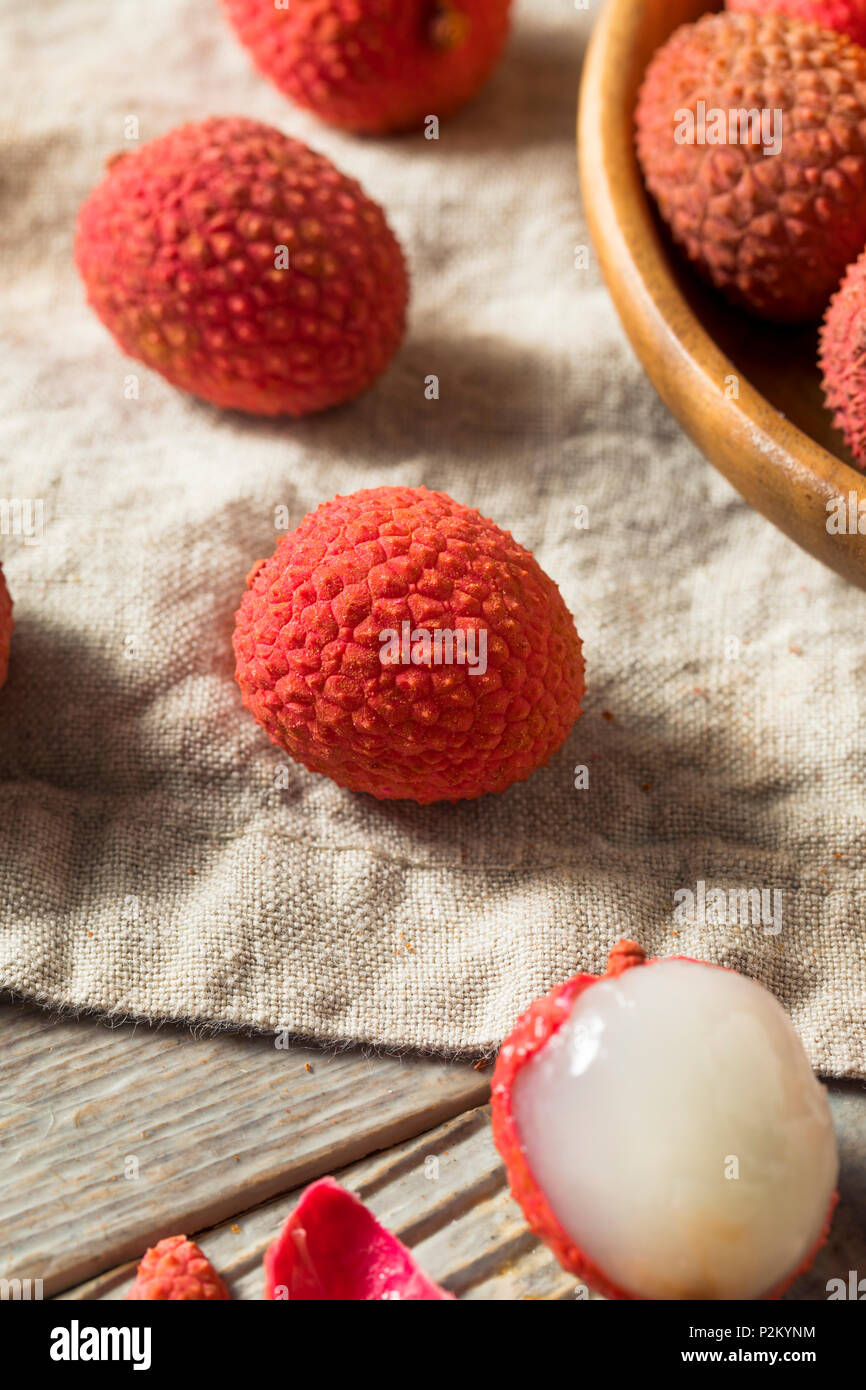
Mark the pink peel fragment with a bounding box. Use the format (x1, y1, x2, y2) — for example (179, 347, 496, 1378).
(263, 1177, 454, 1301)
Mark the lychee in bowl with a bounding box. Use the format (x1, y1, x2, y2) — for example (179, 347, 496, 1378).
(578, 0, 866, 592)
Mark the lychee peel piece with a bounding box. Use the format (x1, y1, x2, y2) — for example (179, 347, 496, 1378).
(125, 1235, 230, 1300)
(491, 940, 838, 1301)
(264, 1178, 454, 1300)
(491, 953, 639, 1301)
(494, 945, 650, 1301)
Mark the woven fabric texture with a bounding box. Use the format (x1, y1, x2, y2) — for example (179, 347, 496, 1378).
(1, 0, 863, 1073)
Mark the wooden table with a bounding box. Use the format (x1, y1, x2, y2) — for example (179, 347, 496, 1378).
(1, 998, 862, 1300)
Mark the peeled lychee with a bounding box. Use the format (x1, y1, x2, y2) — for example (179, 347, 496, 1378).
(0, 565, 12, 690)
(820, 247, 866, 464)
(221, 0, 512, 135)
(727, 0, 866, 47)
(75, 117, 408, 416)
(233, 486, 584, 803)
(264, 1178, 453, 1299)
(636, 12, 866, 321)
(125, 1235, 230, 1300)
(491, 941, 838, 1301)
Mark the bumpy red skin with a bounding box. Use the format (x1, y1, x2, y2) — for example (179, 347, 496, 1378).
(75, 117, 408, 416)
(0, 566, 12, 690)
(264, 1177, 453, 1299)
(636, 13, 866, 322)
(490, 941, 837, 1301)
(125, 1235, 230, 1300)
(233, 486, 585, 803)
(728, 0, 866, 46)
(222, 0, 513, 134)
(820, 247, 866, 465)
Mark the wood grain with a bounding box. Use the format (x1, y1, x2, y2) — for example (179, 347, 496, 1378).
(60, 1106, 584, 1302)
(57, 1084, 866, 1301)
(0, 1000, 488, 1296)
(7, 993, 862, 1300)
(578, 0, 866, 591)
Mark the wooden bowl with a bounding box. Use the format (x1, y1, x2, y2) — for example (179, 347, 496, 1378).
(578, 0, 866, 590)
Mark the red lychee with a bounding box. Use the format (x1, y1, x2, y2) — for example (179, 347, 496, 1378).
(221, 0, 512, 134)
(0, 565, 12, 690)
(491, 941, 838, 1301)
(727, 0, 866, 46)
(75, 117, 408, 416)
(264, 1178, 453, 1299)
(820, 247, 866, 464)
(125, 1235, 230, 1300)
(636, 12, 866, 321)
(233, 486, 585, 803)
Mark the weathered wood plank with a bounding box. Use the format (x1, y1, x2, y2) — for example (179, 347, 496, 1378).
(0, 1000, 488, 1295)
(61, 1106, 584, 1301)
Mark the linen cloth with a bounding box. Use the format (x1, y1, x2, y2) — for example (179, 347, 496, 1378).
(1, 0, 864, 1074)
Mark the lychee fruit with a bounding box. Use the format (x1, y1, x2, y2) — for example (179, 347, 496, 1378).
(264, 1178, 453, 1299)
(635, 12, 866, 321)
(727, 0, 866, 47)
(0, 565, 12, 690)
(491, 940, 838, 1301)
(75, 117, 408, 416)
(125, 1235, 230, 1300)
(820, 247, 866, 464)
(233, 485, 584, 803)
(221, 0, 513, 135)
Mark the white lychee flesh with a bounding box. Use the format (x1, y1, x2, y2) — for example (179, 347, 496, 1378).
(512, 959, 838, 1300)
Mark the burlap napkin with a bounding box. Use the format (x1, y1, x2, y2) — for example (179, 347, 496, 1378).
(1, 0, 863, 1074)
